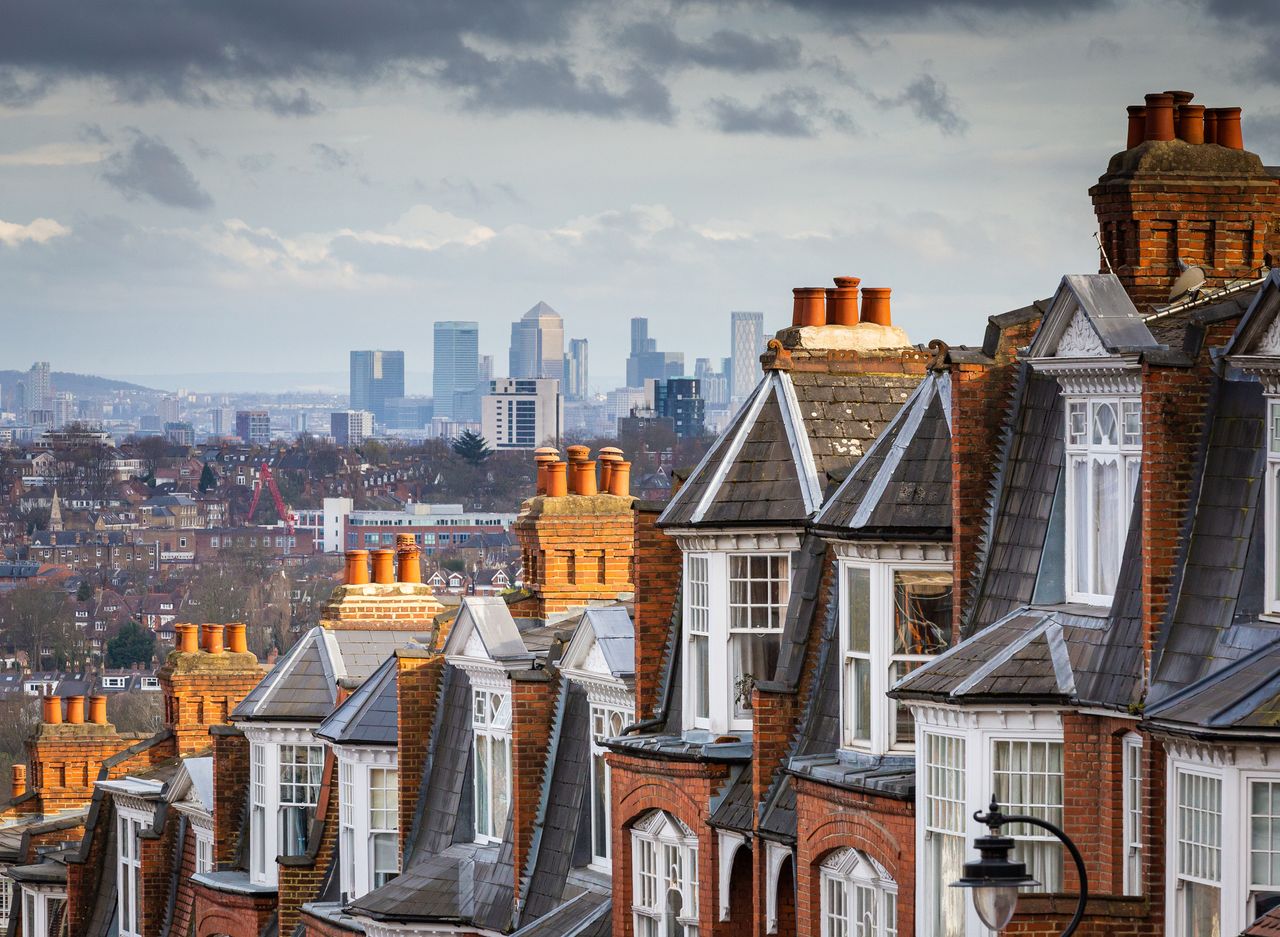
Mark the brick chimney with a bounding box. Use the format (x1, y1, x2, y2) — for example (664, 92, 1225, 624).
(1093, 90, 1280, 308)
(318, 539, 445, 631)
(158, 622, 265, 757)
(25, 695, 128, 814)
(513, 447, 636, 617)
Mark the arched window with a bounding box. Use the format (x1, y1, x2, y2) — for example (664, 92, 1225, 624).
(819, 848, 897, 937)
(632, 811, 699, 937)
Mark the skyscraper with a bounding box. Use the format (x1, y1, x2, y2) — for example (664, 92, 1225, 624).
(350, 350, 405, 424)
(433, 322, 480, 421)
(508, 302, 565, 381)
(730, 311, 765, 403)
(26, 361, 52, 427)
(564, 338, 589, 401)
(481, 379, 563, 450)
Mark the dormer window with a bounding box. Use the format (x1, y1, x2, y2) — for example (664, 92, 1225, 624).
(472, 685, 511, 843)
(1267, 401, 1280, 615)
(1064, 396, 1141, 604)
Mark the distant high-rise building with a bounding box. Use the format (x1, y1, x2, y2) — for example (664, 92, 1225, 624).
(481, 379, 563, 450)
(433, 321, 480, 422)
(730, 311, 765, 403)
(508, 302, 565, 381)
(478, 355, 493, 384)
(655, 377, 706, 439)
(52, 392, 76, 429)
(235, 410, 271, 446)
(211, 407, 235, 437)
(350, 350, 405, 424)
(564, 338, 589, 401)
(164, 422, 195, 447)
(630, 317, 655, 355)
(26, 361, 52, 427)
(331, 410, 374, 448)
(156, 395, 181, 423)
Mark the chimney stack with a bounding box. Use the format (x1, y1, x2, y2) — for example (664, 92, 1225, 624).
(88, 695, 108, 726)
(11, 764, 26, 799)
(546, 461, 568, 497)
(42, 695, 62, 725)
(372, 549, 396, 585)
(344, 550, 370, 585)
(859, 288, 893, 326)
(177, 623, 199, 654)
(827, 276, 861, 326)
(791, 288, 826, 327)
(65, 696, 85, 725)
(227, 623, 249, 654)
(1144, 92, 1175, 142)
(396, 534, 422, 583)
(1126, 105, 1147, 149)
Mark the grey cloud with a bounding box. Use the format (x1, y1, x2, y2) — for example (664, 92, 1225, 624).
(238, 153, 276, 174)
(77, 123, 110, 144)
(100, 131, 213, 209)
(253, 87, 323, 117)
(617, 21, 802, 73)
(879, 73, 967, 136)
(707, 86, 856, 137)
(1086, 36, 1122, 60)
(311, 142, 353, 171)
(757, 0, 1110, 18)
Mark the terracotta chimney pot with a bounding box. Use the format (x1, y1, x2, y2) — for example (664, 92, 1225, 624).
(396, 534, 422, 584)
(1204, 108, 1219, 145)
(1167, 90, 1194, 107)
(1216, 107, 1244, 150)
(792, 288, 826, 327)
(859, 287, 892, 326)
(344, 550, 370, 586)
(372, 549, 396, 584)
(65, 696, 85, 725)
(827, 276, 861, 326)
(1177, 104, 1205, 144)
(227, 623, 249, 655)
(546, 461, 568, 497)
(205, 624, 225, 655)
(1144, 93, 1175, 142)
(565, 445, 590, 464)
(42, 695, 62, 725)
(11, 764, 26, 798)
(571, 460, 598, 496)
(597, 447, 623, 492)
(608, 461, 632, 497)
(1126, 105, 1147, 150)
(88, 695, 108, 726)
(533, 447, 559, 495)
(177, 623, 199, 654)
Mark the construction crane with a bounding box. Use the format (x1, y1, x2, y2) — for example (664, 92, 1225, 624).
(246, 463, 296, 534)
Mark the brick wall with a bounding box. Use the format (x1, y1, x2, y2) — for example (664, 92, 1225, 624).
(168, 821, 199, 937)
(158, 639, 265, 757)
(139, 826, 175, 937)
(510, 671, 558, 900)
(395, 649, 444, 866)
(318, 581, 445, 631)
(609, 751, 732, 937)
(192, 882, 276, 937)
(65, 802, 107, 937)
(26, 722, 127, 814)
(632, 503, 681, 721)
(210, 725, 249, 868)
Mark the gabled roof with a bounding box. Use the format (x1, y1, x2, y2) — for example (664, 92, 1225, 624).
(1026, 273, 1159, 358)
(1222, 268, 1280, 360)
(560, 605, 634, 682)
(814, 370, 951, 537)
(232, 626, 420, 723)
(443, 597, 536, 667)
(164, 756, 214, 812)
(316, 653, 398, 746)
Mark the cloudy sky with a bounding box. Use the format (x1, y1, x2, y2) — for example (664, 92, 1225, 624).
(2, 0, 1278, 393)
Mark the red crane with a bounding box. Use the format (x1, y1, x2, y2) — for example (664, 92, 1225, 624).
(246, 463, 296, 534)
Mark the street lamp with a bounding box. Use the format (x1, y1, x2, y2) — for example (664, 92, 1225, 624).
(951, 797, 1088, 935)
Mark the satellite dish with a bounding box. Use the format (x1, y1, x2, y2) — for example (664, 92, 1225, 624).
(1169, 264, 1206, 302)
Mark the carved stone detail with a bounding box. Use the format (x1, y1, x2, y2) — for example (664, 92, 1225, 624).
(1257, 314, 1280, 355)
(1055, 308, 1107, 358)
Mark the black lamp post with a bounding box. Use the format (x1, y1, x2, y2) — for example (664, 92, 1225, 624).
(951, 797, 1089, 935)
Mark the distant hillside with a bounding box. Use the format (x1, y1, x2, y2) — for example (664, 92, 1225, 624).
(0, 370, 156, 398)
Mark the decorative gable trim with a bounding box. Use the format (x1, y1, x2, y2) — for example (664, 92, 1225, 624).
(1056, 308, 1108, 357)
(775, 372, 824, 514)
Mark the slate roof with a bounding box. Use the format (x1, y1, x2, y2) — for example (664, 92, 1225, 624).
(510, 890, 610, 937)
(575, 607, 635, 679)
(708, 765, 754, 834)
(1026, 273, 1159, 357)
(233, 627, 421, 723)
(316, 654, 398, 746)
(444, 597, 538, 666)
(659, 368, 918, 529)
(1147, 638, 1280, 733)
(814, 370, 952, 537)
(407, 666, 474, 859)
(1149, 377, 1280, 706)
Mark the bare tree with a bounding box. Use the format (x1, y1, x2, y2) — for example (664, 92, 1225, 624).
(106, 691, 164, 735)
(4, 585, 79, 669)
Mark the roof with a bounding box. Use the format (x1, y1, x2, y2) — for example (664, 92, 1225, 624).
(814, 370, 951, 537)
(510, 889, 610, 937)
(442, 597, 537, 666)
(1026, 273, 1159, 358)
(232, 626, 422, 723)
(1147, 638, 1280, 732)
(659, 368, 918, 528)
(316, 654, 398, 746)
(560, 605, 635, 682)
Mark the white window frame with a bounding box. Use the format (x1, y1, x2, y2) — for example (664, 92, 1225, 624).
(19, 886, 65, 937)
(590, 703, 629, 871)
(194, 827, 214, 875)
(1265, 400, 1280, 616)
(335, 745, 399, 901)
(242, 725, 322, 887)
(840, 560, 953, 754)
(1063, 396, 1141, 605)
(820, 847, 898, 937)
(117, 809, 146, 937)
(631, 811, 700, 937)
(991, 738, 1065, 893)
(1171, 764, 1222, 937)
(682, 550, 791, 734)
(919, 729, 966, 937)
(471, 684, 512, 844)
(1123, 733, 1143, 896)
(0, 869, 10, 932)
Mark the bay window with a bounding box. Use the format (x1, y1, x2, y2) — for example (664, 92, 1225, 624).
(591, 704, 628, 868)
(921, 732, 966, 937)
(117, 812, 143, 937)
(473, 686, 511, 843)
(1250, 781, 1280, 921)
(337, 753, 399, 900)
(1175, 768, 1221, 937)
(1123, 734, 1143, 895)
(370, 766, 399, 887)
(683, 550, 790, 733)
(632, 811, 699, 937)
(1064, 396, 1141, 604)
(820, 848, 898, 937)
(842, 563, 952, 752)
(279, 743, 324, 857)
(194, 829, 214, 875)
(991, 739, 1064, 892)
(246, 730, 324, 886)
(0, 873, 11, 931)
(19, 888, 65, 937)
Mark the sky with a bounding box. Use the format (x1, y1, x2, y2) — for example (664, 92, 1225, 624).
(2, 0, 1280, 394)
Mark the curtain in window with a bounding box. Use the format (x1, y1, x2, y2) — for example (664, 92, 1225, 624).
(1093, 458, 1120, 597)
